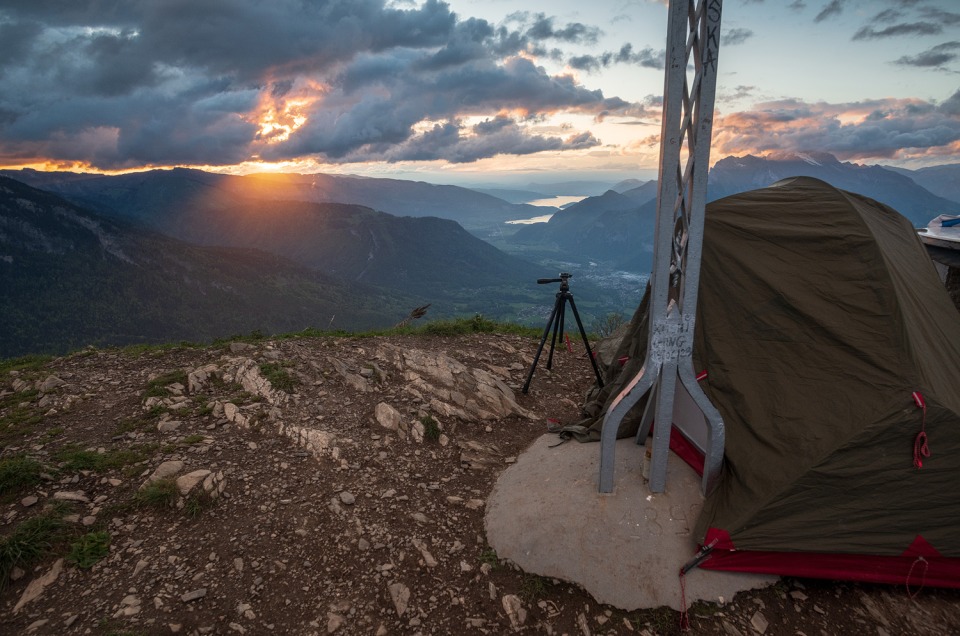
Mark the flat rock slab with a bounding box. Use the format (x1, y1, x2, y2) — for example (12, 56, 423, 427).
(485, 434, 776, 611)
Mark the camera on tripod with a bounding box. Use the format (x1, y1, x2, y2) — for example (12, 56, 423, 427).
(522, 272, 603, 393)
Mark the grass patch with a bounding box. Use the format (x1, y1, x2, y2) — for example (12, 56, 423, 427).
(114, 418, 149, 435)
(120, 341, 199, 357)
(420, 415, 441, 442)
(183, 491, 215, 519)
(43, 426, 64, 440)
(0, 505, 71, 587)
(52, 446, 101, 471)
(135, 478, 178, 509)
(396, 314, 540, 337)
(259, 363, 298, 393)
(53, 445, 151, 473)
(0, 456, 43, 499)
(181, 434, 206, 445)
(0, 354, 54, 376)
(66, 530, 110, 569)
(519, 574, 551, 602)
(478, 547, 500, 569)
(643, 607, 679, 634)
(97, 617, 148, 636)
(142, 369, 188, 398)
(143, 403, 171, 419)
(0, 392, 44, 448)
(689, 599, 723, 618)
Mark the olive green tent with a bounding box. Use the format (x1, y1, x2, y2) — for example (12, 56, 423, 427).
(581, 176, 960, 584)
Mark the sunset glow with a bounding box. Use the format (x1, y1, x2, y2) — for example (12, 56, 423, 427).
(0, 1, 955, 182)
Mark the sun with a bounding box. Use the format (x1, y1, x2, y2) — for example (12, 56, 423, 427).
(250, 79, 328, 145)
(256, 98, 312, 144)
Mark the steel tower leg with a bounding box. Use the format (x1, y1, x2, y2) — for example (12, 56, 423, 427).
(599, 0, 725, 496)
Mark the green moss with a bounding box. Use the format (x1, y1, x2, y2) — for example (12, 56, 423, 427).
(142, 369, 188, 398)
(66, 530, 110, 569)
(259, 363, 298, 393)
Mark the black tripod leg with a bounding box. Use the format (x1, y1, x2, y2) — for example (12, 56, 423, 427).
(522, 294, 563, 394)
(545, 296, 564, 371)
(566, 295, 605, 388)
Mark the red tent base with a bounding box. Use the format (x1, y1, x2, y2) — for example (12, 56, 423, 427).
(696, 534, 960, 589)
(699, 549, 960, 589)
(665, 428, 960, 589)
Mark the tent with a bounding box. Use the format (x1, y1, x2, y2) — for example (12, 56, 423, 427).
(581, 176, 960, 587)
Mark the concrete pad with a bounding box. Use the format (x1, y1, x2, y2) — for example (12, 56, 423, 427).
(485, 434, 776, 611)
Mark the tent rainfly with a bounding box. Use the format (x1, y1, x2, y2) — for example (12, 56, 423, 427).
(580, 176, 960, 586)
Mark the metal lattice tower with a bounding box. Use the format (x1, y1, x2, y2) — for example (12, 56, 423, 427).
(599, 0, 724, 496)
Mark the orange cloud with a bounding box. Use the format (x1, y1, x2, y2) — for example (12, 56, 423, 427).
(712, 96, 960, 163)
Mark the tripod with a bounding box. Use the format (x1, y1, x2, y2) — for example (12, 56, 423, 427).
(522, 273, 605, 394)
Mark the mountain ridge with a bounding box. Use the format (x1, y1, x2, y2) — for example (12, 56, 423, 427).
(0, 167, 550, 232)
(0, 175, 413, 357)
(708, 153, 960, 226)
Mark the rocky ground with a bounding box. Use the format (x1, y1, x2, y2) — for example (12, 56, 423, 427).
(1, 331, 959, 636)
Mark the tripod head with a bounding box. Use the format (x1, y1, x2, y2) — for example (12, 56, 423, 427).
(537, 272, 572, 292)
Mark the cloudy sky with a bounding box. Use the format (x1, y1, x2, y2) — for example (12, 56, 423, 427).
(0, 0, 957, 184)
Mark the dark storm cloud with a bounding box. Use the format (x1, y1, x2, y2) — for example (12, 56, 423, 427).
(0, 20, 42, 71)
(895, 41, 960, 68)
(270, 54, 644, 163)
(567, 43, 663, 73)
(0, 0, 648, 169)
(364, 116, 601, 164)
(723, 28, 754, 46)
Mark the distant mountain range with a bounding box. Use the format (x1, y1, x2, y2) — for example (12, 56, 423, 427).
(708, 152, 960, 226)
(882, 163, 960, 207)
(508, 188, 659, 271)
(0, 171, 602, 356)
(502, 152, 960, 271)
(1, 167, 547, 232)
(0, 176, 411, 357)
(3, 152, 957, 356)
(0, 168, 545, 292)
